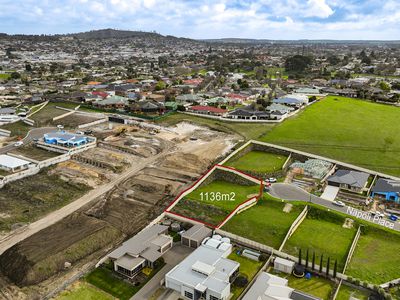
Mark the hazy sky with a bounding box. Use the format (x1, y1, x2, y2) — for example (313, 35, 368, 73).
(0, 0, 399, 40)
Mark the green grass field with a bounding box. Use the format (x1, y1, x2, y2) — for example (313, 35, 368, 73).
(225, 150, 287, 173)
(346, 229, 400, 284)
(186, 179, 260, 211)
(261, 96, 400, 176)
(56, 282, 113, 300)
(286, 275, 334, 299)
(336, 284, 370, 300)
(0, 74, 11, 80)
(223, 197, 305, 249)
(228, 250, 263, 300)
(0, 121, 31, 137)
(172, 179, 260, 225)
(156, 112, 275, 140)
(283, 213, 356, 271)
(85, 267, 137, 300)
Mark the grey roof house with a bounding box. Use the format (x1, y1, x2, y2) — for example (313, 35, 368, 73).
(107, 224, 172, 278)
(327, 169, 369, 192)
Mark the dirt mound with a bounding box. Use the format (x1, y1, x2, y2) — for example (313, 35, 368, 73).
(0, 213, 121, 287)
(161, 152, 208, 174)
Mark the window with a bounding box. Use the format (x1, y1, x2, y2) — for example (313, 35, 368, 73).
(184, 291, 193, 299)
(210, 295, 220, 300)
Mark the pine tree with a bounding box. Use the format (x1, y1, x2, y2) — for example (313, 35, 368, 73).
(319, 254, 323, 273)
(326, 257, 331, 276)
(305, 249, 309, 269)
(312, 252, 316, 270)
(298, 249, 302, 265)
(333, 259, 338, 278)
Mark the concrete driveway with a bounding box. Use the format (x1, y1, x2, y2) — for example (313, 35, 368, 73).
(130, 245, 193, 300)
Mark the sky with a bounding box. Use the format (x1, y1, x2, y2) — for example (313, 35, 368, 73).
(0, 0, 399, 40)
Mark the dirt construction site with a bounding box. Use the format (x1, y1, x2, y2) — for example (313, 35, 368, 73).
(0, 121, 237, 300)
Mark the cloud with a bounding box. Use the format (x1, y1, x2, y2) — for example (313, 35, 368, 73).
(0, 0, 398, 39)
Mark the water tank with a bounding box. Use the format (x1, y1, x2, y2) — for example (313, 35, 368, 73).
(212, 234, 222, 240)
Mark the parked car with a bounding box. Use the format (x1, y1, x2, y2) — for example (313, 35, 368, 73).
(75, 131, 84, 135)
(14, 141, 23, 147)
(333, 200, 345, 207)
(57, 124, 64, 129)
(265, 177, 277, 183)
(371, 211, 385, 218)
(389, 214, 398, 221)
(33, 138, 39, 142)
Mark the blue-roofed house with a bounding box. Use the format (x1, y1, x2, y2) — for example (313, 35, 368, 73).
(371, 178, 400, 203)
(44, 131, 90, 147)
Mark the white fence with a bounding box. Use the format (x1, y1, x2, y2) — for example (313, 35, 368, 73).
(217, 197, 257, 228)
(278, 205, 309, 252)
(78, 118, 108, 129)
(0, 129, 11, 137)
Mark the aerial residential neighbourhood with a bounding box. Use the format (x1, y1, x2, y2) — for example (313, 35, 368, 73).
(0, 1, 400, 300)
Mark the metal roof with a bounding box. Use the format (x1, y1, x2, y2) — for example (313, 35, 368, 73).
(0, 154, 31, 169)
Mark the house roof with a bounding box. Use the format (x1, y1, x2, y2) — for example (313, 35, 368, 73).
(228, 108, 269, 117)
(189, 105, 227, 113)
(242, 272, 293, 300)
(181, 224, 212, 242)
(372, 178, 400, 193)
(327, 170, 369, 188)
(0, 154, 31, 169)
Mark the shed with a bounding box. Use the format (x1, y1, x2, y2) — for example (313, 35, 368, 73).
(274, 257, 295, 274)
(0, 154, 32, 172)
(181, 224, 212, 248)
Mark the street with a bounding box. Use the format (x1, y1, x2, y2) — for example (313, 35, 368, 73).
(268, 183, 400, 231)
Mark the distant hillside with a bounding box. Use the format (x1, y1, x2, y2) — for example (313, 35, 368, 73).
(68, 28, 163, 39)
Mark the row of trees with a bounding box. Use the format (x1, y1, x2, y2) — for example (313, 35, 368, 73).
(298, 249, 338, 278)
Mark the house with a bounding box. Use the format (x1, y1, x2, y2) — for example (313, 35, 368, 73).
(227, 108, 270, 120)
(130, 100, 165, 114)
(181, 224, 213, 248)
(107, 224, 172, 278)
(273, 94, 309, 106)
(242, 272, 320, 300)
(294, 87, 321, 95)
(0, 154, 32, 173)
(165, 101, 178, 111)
(176, 94, 203, 103)
(327, 170, 370, 192)
(42, 131, 94, 148)
(94, 95, 129, 110)
(371, 178, 400, 203)
(188, 105, 227, 116)
(166, 237, 239, 300)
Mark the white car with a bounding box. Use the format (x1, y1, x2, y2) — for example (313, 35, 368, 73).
(266, 177, 277, 183)
(371, 211, 385, 218)
(333, 200, 345, 207)
(14, 141, 23, 147)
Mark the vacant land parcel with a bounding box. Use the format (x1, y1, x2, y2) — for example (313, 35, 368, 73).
(346, 228, 400, 284)
(283, 207, 356, 271)
(262, 96, 400, 176)
(223, 197, 304, 249)
(225, 150, 287, 174)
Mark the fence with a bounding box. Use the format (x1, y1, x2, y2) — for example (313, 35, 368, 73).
(78, 118, 108, 129)
(216, 197, 257, 228)
(278, 205, 309, 252)
(343, 226, 361, 274)
(0, 128, 11, 137)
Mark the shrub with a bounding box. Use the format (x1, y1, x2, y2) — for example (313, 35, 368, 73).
(234, 275, 248, 287)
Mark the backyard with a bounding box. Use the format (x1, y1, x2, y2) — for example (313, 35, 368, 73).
(346, 228, 400, 284)
(261, 96, 400, 176)
(56, 281, 113, 300)
(225, 150, 287, 174)
(336, 284, 370, 300)
(283, 208, 357, 272)
(223, 197, 305, 249)
(287, 274, 334, 299)
(227, 249, 264, 300)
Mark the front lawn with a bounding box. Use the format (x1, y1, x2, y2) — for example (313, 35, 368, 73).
(223, 197, 305, 249)
(283, 208, 356, 272)
(225, 150, 287, 173)
(261, 96, 400, 176)
(346, 229, 400, 284)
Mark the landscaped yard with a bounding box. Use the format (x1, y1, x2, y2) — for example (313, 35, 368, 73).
(336, 284, 370, 300)
(261, 96, 400, 176)
(156, 112, 275, 140)
(286, 274, 334, 299)
(223, 197, 305, 249)
(227, 249, 264, 300)
(225, 150, 287, 173)
(346, 228, 400, 284)
(85, 267, 137, 300)
(172, 178, 260, 226)
(283, 208, 357, 271)
(56, 281, 113, 300)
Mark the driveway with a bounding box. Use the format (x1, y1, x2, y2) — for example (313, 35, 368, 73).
(269, 183, 400, 231)
(130, 245, 193, 300)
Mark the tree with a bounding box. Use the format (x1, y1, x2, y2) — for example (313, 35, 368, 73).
(285, 55, 313, 73)
(312, 252, 315, 270)
(326, 257, 330, 276)
(298, 249, 302, 265)
(319, 255, 323, 273)
(379, 81, 391, 91)
(305, 249, 309, 269)
(10, 72, 21, 79)
(25, 64, 32, 72)
(154, 81, 166, 91)
(333, 259, 337, 278)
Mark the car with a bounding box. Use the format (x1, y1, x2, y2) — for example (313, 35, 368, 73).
(75, 131, 84, 135)
(57, 124, 64, 129)
(14, 141, 23, 147)
(371, 211, 385, 218)
(33, 138, 39, 142)
(389, 214, 398, 221)
(333, 200, 345, 207)
(267, 177, 277, 183)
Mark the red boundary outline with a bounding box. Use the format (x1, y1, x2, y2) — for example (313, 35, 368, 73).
(164, 164, 264, 229)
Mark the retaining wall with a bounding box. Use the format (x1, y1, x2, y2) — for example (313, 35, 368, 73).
(78, 118, 108, 129)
